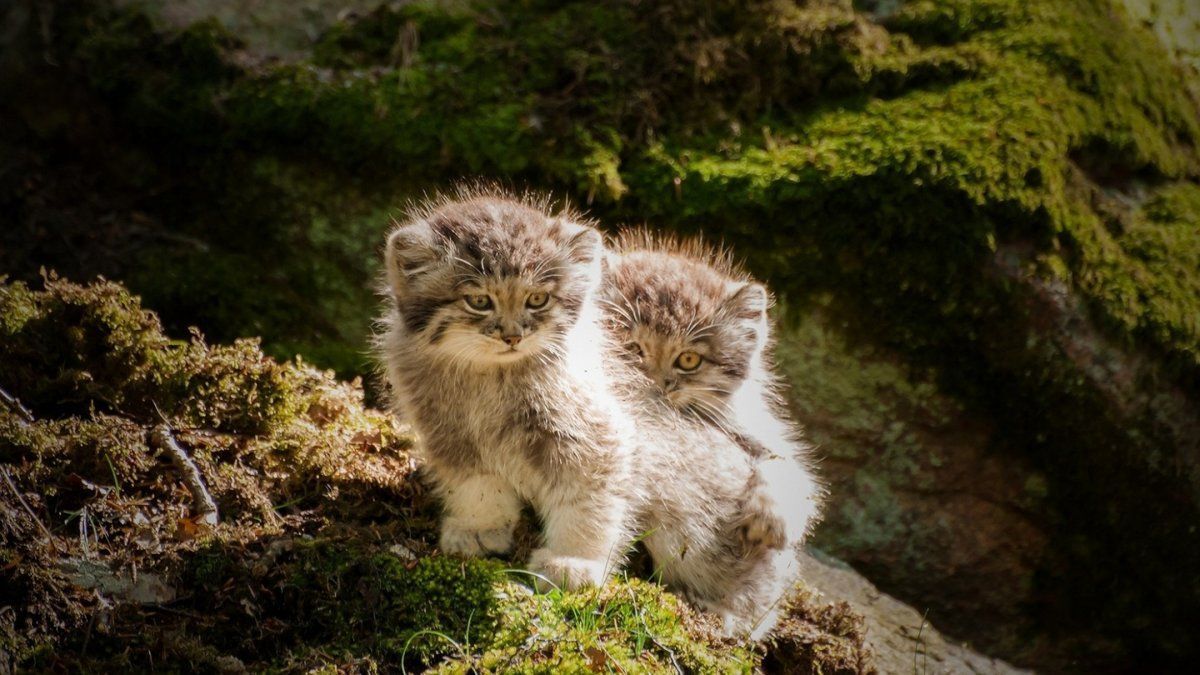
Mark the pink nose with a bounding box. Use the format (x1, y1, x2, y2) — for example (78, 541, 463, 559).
(503, 335, 522, 347)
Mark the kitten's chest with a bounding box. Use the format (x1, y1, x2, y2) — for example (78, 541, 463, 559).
(409, 366, 534, 456)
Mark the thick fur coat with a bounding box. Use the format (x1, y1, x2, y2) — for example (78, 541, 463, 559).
(377, 192, 812, 636)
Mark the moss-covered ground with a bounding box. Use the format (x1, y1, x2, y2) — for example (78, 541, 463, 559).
(3, 0, 1198, 669)
(0, 277, 870, 673)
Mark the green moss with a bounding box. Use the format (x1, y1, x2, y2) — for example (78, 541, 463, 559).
(40, 0, 1198, 380)
(0, 414, 153, 495)
(884, 0, 1016, 45)
(311, 2, 475, 70)
(432, 576, 755, 674)
(1078, 181, 1200, 372)
(0, 275, 418, 544)
(0, 276, 301, 433)
(29, 0, 1200, 364)
(282, 542, 506, 666)
(281, 542, 755, 673)
(69, 9, 238, 147)
(187, 540, 236, 590)
(188, 540, 756, 673)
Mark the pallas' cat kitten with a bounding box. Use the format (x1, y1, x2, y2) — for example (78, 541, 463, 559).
(377, 190, 635, 590)
(601, 230, 823, 553)
(379, 191, 800, 637)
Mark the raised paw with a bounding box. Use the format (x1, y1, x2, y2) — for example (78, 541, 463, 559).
(439, 519, 515, 557)
(736, 492, 788, 553)
(526, 548, 607, 591)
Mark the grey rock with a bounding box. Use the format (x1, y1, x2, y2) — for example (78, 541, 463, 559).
(800, 550, 1031, 675)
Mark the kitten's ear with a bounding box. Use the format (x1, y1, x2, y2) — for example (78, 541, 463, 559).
(724, 281, 770, 322)
(385, 219, 441, 297)
(561, 221, 603, 266)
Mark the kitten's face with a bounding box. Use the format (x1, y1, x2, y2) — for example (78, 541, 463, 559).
(602, 251, 767, 422)
(386, 195, 601, 366)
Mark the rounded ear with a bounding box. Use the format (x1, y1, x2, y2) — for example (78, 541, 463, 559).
(723, 281, 770, 322)
(384, 220, 440, 297)
(562, 221, 603, 266)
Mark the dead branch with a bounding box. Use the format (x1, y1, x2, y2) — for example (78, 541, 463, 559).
(0, 385, 63, 552)
(150, 424, 219, 526)
(0, 384, 35, 424)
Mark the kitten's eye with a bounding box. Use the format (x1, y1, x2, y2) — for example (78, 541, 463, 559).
(674, 351, 702, 371)
(464, 294, 493, 311)
(526, 291, 550, 309)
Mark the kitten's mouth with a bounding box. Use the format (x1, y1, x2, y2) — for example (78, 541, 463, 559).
(497, 334, 537, 354)
(493, 341, 530, 357)
(475, 334, 539, 362)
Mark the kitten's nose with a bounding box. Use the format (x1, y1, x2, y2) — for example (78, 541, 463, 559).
(503, 335, 522, 347)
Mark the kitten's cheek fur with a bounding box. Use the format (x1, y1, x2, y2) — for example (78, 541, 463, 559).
(527, 549, 608, 591)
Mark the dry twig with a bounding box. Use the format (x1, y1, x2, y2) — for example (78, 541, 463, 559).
(2, 465, 62, 552)
(150, 424, 220, 526)
(0, 385, 61, 551)
(0, 384, 35, 424)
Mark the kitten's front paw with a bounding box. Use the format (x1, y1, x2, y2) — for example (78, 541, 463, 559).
(439, 520, 515, 557)
(737, 493, 788, 553)
(527, 548, 607, 591)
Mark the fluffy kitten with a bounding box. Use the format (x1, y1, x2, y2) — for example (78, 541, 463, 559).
(601, 230, 823, 554)
(377, 190, 635, 589)
(377, 191, 801, 638)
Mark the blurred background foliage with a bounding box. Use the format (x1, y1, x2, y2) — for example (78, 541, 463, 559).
(2, 0, 1199, 671)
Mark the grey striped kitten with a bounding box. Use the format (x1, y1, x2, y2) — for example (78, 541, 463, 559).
(377, 191, 802, 638)
(601, 230, 823, 556)
(378, 190, 633, 591)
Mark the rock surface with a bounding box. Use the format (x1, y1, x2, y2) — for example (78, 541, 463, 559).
(800, 550, 1029, 675)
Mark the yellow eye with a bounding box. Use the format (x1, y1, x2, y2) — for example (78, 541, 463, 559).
(464, 294, 493, 311)
(527, 291, 550, 309)
(675, 351, 702, 371)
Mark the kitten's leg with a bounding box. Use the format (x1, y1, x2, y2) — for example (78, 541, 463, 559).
(528, 491, 630, 591)
(699, 548, 796, 641)
(722, 456, 817, 637)
(736, 469, 789, 553)
(438, 473, 522, 557)
(739, 451, 822, 553)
